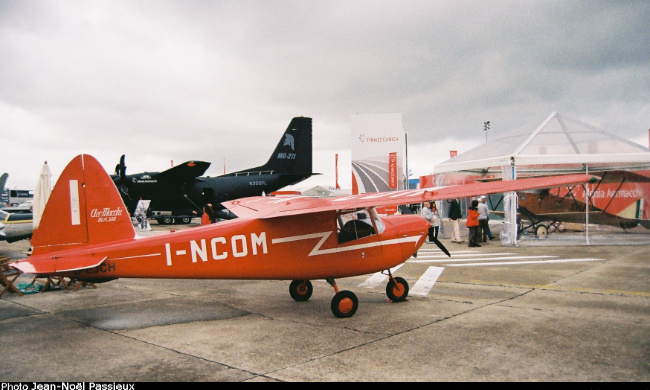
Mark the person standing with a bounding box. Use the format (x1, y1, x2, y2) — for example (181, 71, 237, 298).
(466, 199, 481, 247)
(421, 202, 434, 243)
(477, 196, 494, 242)
(448, 198, 463, 243)
(201, 204, 215, 225)
(431, 202, 442, 240)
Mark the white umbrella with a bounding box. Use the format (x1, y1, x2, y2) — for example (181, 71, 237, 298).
(33, 161, 52, 229)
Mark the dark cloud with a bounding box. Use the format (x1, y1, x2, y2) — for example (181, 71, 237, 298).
(1, 0, 648, 190)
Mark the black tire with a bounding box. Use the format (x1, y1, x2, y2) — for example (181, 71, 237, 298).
(160, 216, 174, 225)
(289, 280, 313, 301)
(386, 277, 409, 302)
(180, 216, 191, 224)
(331, 290, 358, 318)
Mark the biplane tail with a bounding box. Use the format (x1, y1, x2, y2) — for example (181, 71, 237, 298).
(30, 154, 136, 256)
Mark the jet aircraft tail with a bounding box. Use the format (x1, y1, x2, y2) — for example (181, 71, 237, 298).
(234, 116, 313, 176)
(0, 173, 8, 196)
(30, 154, 135, 256)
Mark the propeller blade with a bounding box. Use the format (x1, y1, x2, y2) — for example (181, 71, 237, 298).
(119, 154, 127, 179)
(431, 237, 451, 257)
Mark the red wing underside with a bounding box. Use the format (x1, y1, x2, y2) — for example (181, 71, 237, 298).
(223, 174, 597, 219)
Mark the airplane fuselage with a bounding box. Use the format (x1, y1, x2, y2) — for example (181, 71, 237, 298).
(119, 172, 309, 217)
(49, 213, 428, 282)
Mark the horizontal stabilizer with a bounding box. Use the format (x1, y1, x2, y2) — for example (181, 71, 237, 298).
(12, 254, 106, 275)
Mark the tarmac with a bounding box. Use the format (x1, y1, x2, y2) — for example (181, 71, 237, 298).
(1, 220, 648, 382)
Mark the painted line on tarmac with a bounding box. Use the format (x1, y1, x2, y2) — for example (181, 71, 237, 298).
(408, 255, 558, 263)
(409, 266, 445, 296)
(359, 264, 403, 288)
(446, 258, 603, 267)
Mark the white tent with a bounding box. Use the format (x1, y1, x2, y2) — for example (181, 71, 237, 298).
(434, 112, 650, 245)
(435, 112, 650, 175)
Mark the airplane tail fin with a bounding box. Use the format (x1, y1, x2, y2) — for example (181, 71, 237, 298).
(237, 117, 313, 176)
(30, 154, 135, 256)
(0, 173, 7, 199)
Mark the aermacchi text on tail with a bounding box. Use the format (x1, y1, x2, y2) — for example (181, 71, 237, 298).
(11, 155, 596, 317)
(111, 117, 314, 224)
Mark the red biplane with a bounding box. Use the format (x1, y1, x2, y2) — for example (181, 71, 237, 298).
(11, 155, 596, 317)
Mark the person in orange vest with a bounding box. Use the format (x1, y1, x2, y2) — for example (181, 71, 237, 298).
(201, 204, 215, 225)
(466, 199, 481, 247)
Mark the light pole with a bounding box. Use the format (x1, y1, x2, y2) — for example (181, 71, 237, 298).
(484, 121, 490, 142)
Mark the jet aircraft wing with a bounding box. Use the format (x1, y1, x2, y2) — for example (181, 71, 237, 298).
(156, 161, 211, 184)
(224, 174, 597, 219)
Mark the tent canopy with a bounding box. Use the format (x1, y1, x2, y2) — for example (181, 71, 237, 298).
(434, 112, 650, 176)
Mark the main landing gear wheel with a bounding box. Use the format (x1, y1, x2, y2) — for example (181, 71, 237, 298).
(331, 290, 358, 318)
(289, 280, 313, 301)
(386, 276, 409, 302)
(536, 224, 548, 239)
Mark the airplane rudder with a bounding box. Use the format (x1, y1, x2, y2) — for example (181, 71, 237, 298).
(270, 116, 313, 174)
(31, 154, 135, 254)
(81, 154, 136, 244)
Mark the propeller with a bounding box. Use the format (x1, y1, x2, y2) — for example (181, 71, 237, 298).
(115, 154, 127, 180)
(431, 236, 451, 257)
(114, 155, 130, 199)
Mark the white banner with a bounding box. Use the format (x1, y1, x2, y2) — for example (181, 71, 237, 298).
(351, 113, 406, 194)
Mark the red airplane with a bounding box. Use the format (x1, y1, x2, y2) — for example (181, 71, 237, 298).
(10, 155, 596, 317)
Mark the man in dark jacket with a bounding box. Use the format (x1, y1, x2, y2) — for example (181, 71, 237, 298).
(448, 198, 463, 243)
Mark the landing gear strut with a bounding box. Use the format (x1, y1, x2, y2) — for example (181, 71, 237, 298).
(326, 277, 358, 318)
(385, 270, 409, 302)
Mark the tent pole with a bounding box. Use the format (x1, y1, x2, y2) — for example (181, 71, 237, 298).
(586, 164, 590, 245)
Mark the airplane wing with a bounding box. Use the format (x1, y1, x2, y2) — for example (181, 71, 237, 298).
(223, 174, 598, 219)
(157, 161, 211, 184)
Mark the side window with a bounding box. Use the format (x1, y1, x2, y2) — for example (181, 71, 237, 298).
(337, 210, 376, 243)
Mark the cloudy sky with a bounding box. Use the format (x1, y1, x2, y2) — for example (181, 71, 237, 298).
(2, 0, 649, 191)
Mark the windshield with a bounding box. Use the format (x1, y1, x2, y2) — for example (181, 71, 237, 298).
(370, 208, 385, 234)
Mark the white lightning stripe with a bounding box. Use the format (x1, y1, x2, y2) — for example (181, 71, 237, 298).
(447, 258, 603, 267)
(410, 266, 445, 296)
(110, 253, 161, 261)
(359, 265, 404, 288)
(272, 232, 421, 257)
(272, 232, 331, 256)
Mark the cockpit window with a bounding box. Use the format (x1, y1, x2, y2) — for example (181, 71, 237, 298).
(337, 209, 377, 243)
(370, 208, 385, 234)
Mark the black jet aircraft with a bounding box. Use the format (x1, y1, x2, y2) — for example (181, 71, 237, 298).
(112, 116, 314, 224)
